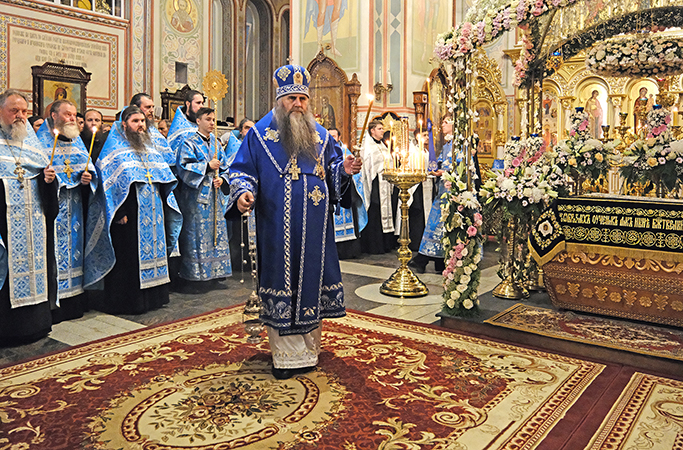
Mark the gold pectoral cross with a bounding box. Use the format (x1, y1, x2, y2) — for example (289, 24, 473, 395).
(288, 156, 301, 180)
(14, 162, 25, 188)
(145, 171, 153, 185)
(308, 185, 325, 206)
(63, 159, 74, 178)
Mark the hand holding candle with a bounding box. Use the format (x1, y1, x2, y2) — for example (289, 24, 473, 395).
(49, 130, 60, 166)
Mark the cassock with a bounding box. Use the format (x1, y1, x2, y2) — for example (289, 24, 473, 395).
(176, 131, 231, 281)
(0, 123, 58, 344)
(36, 121, 97, 323)
(84, 122, 182, 314)
(334, 143, 367, 259)
(358, 134, 396, 254)
(227, 111, 350, 368)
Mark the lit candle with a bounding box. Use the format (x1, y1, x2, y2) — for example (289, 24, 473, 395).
(85, 127, 97, 170)
(419, 119, 423, 136)
(358, 93, 375, 147)
(49, 129, 60, 166)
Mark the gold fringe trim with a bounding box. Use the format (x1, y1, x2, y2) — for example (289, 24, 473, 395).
(565, 243, 683, 264)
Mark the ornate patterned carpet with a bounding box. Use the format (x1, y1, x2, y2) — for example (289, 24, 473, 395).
(1, 306, 680, 449)
(485, 303, 683, 361)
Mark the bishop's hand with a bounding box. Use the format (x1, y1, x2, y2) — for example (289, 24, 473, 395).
(343, 155, 362, 176)
(237, 191, 254, 213)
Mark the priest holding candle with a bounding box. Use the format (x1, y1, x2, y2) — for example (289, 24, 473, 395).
(36, 99, 97, 323)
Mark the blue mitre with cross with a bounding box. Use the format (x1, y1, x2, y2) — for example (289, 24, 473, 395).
(274, 65, 311, 99)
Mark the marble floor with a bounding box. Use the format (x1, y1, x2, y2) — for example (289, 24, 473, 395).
(1, 241, 678, 374)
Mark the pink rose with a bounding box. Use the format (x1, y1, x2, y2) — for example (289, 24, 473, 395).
(467, 226, 477, 237)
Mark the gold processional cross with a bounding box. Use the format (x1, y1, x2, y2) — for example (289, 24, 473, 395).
(145, 171, 153, 185)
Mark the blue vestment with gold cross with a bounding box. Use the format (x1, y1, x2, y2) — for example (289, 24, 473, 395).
(0, 123, 54, 308)
(83, 122, 182, 288)
(36, 122, 98, 300)
(227, 111, 350, 335)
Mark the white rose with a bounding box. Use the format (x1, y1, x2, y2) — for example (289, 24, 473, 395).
(457, 284, 468, 293)
(451, 290, 461, 300)
(595, 49, 606, 60)
(446, 299, 455, 308)
(460, 274, 471, 285)
(464, 266, 472, 275)
(501, 179, 516, 191)
(461, 248, 469, 257)
(473, 253, 482, 264)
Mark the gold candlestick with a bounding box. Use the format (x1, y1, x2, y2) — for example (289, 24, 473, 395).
(49, 130, 60, 166)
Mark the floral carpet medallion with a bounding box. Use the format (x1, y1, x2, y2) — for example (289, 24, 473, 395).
(0, 308, 606, 449)
(586, 373, 683, 450)
(486, 303, 683, 361)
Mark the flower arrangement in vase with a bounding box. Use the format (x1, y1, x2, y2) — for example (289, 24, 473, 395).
(620, 105, 683, 195)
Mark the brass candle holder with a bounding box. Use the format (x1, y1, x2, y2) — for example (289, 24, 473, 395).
(379, 117, 429, 298)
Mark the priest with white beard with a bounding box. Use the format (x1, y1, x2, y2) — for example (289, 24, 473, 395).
(0, 89, 58, 345)
(36, 100, 96, 323)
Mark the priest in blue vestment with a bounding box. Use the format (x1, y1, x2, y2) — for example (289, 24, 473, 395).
(167, 89, 204, 159)
(36, 100, 96, 323)
(0, 90, 58, 345)
(84, 106, 182, 314)
(176, 107, 231, 282)
(130, 93, 177, 168)
(227, 65, 362, 380)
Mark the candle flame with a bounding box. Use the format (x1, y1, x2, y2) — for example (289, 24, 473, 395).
(54, 130, 60, 136)
(93, 127, 97, 133)
(366, 93, 375, 101)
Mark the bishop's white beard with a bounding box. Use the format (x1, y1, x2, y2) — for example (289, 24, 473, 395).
(59, 122, 80, 140)
(0, 120, 28, 144)
(274, 101, 319, 162)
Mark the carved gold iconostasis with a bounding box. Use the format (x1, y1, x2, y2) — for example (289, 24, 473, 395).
(518, 52, 683, 144)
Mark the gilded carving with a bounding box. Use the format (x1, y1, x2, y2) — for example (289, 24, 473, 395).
(609, 292, 622, 303)
(623, 291, 637, 307)
(672, 301, 683, 311)
(555, 284, 567, 295)
(568, 283, 580, 298)
(654, 294, 668, 311)
(582, 288, 594, 298)
(595, 286, 608, 301)
(561, 252, 683, 274)
(639, 296, 652, 307)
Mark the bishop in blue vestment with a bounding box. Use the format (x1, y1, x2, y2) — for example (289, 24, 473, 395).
(85, 106, 182, 314)
(227, 65, 362, 379)
(36, 100, 97, 323)
(176, 107, 231, 281)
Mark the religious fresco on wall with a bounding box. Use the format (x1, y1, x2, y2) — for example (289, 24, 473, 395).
(627, 79, 658, 132)
(165, 0, 198, 34)
(302, 0, 359, 70)
(541, 88, 558, 146)
(412, 0, 450, 75)
(473, 101, 494, 157)
(161, 0, 201, 91)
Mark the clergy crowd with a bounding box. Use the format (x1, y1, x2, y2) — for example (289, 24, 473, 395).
(0, 63, 460, 379)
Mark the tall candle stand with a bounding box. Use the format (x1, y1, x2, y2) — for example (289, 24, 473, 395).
(380, 118, 429, 298)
